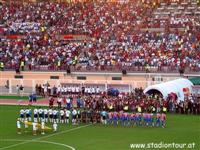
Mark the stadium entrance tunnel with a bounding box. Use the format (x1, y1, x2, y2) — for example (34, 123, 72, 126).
(143, 78, 193, 101)
(145, 89, 162, 96)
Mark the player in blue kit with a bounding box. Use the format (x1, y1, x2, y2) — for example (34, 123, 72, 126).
(130, 113, 136, 126)
(143, 112, 147, 126)
(101, 110, 108, 125)
(156, 112, 161, 127)
(107, 112, 113, 125)
(113, 111, 119, 126)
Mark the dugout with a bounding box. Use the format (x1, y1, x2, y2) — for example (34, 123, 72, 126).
(143, 78, 193, 101)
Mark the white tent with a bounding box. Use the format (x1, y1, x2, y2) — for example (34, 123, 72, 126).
(143, 78, 193, 101)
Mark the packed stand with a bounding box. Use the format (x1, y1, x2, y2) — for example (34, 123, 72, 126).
(0, 0, 199, 72)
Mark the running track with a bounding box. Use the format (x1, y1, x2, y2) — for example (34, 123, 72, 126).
(0, 99, 49, 106)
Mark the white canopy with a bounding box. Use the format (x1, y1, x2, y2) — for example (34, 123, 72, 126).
(144, 78, 193, 101)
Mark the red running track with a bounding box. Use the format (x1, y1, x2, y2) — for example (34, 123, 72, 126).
(0, 99, 49, 106)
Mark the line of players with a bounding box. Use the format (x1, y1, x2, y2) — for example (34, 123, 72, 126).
(101, 111, 166, 128)
(17, 118, 58, 135)
(19, 108, 166, 128)
(19, 107, 80, 125)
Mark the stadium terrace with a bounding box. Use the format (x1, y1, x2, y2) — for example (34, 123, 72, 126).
(0, 0, 199, 73)
(0, 0, 200, 150)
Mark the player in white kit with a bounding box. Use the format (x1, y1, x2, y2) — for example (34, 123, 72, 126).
(72, 108, 77, 125)
(20, 109, 25, 122)
(33, 108, 38, 122)
(48, 108, 53, 123)
(25, 108, 31, 122)
(38, 107, 44, 122)
(53, 109, 58, 123)
(60, 109, 65, 123)
(17, 118, 21, 134)
(53, 122, 57, 132)
(24, 118, 29, 133)
(65, 109, 71, 124)
(43, 108, 48, 123)
(32, 122, 37, 135)
(41, 121, 45, 135)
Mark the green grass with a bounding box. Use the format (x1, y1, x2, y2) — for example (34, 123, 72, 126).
(0, 95, 43, 100)
(0, 105, 199, 150)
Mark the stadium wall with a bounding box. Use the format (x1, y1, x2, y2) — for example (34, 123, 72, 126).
(0, 71, 199, 95)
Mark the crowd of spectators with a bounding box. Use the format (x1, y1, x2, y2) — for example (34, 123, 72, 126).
(0, 0, 199, 72)
(45, 87, 200, 115)
(33, 83, 200, 115)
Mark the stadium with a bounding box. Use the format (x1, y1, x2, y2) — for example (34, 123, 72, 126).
(0, 0, 199, 150)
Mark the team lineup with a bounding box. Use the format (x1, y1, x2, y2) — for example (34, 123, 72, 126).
(17, 107, 167, 135)
(0, 0, 199, 149)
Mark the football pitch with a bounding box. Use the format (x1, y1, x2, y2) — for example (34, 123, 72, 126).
(0, 105, 199, 150)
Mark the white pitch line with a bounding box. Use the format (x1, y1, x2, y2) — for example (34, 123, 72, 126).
(0, 139, 29, 150)
(0, 124, 92, 150)
(0, 139, 75, 150)
(37, 124, 92, 140)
